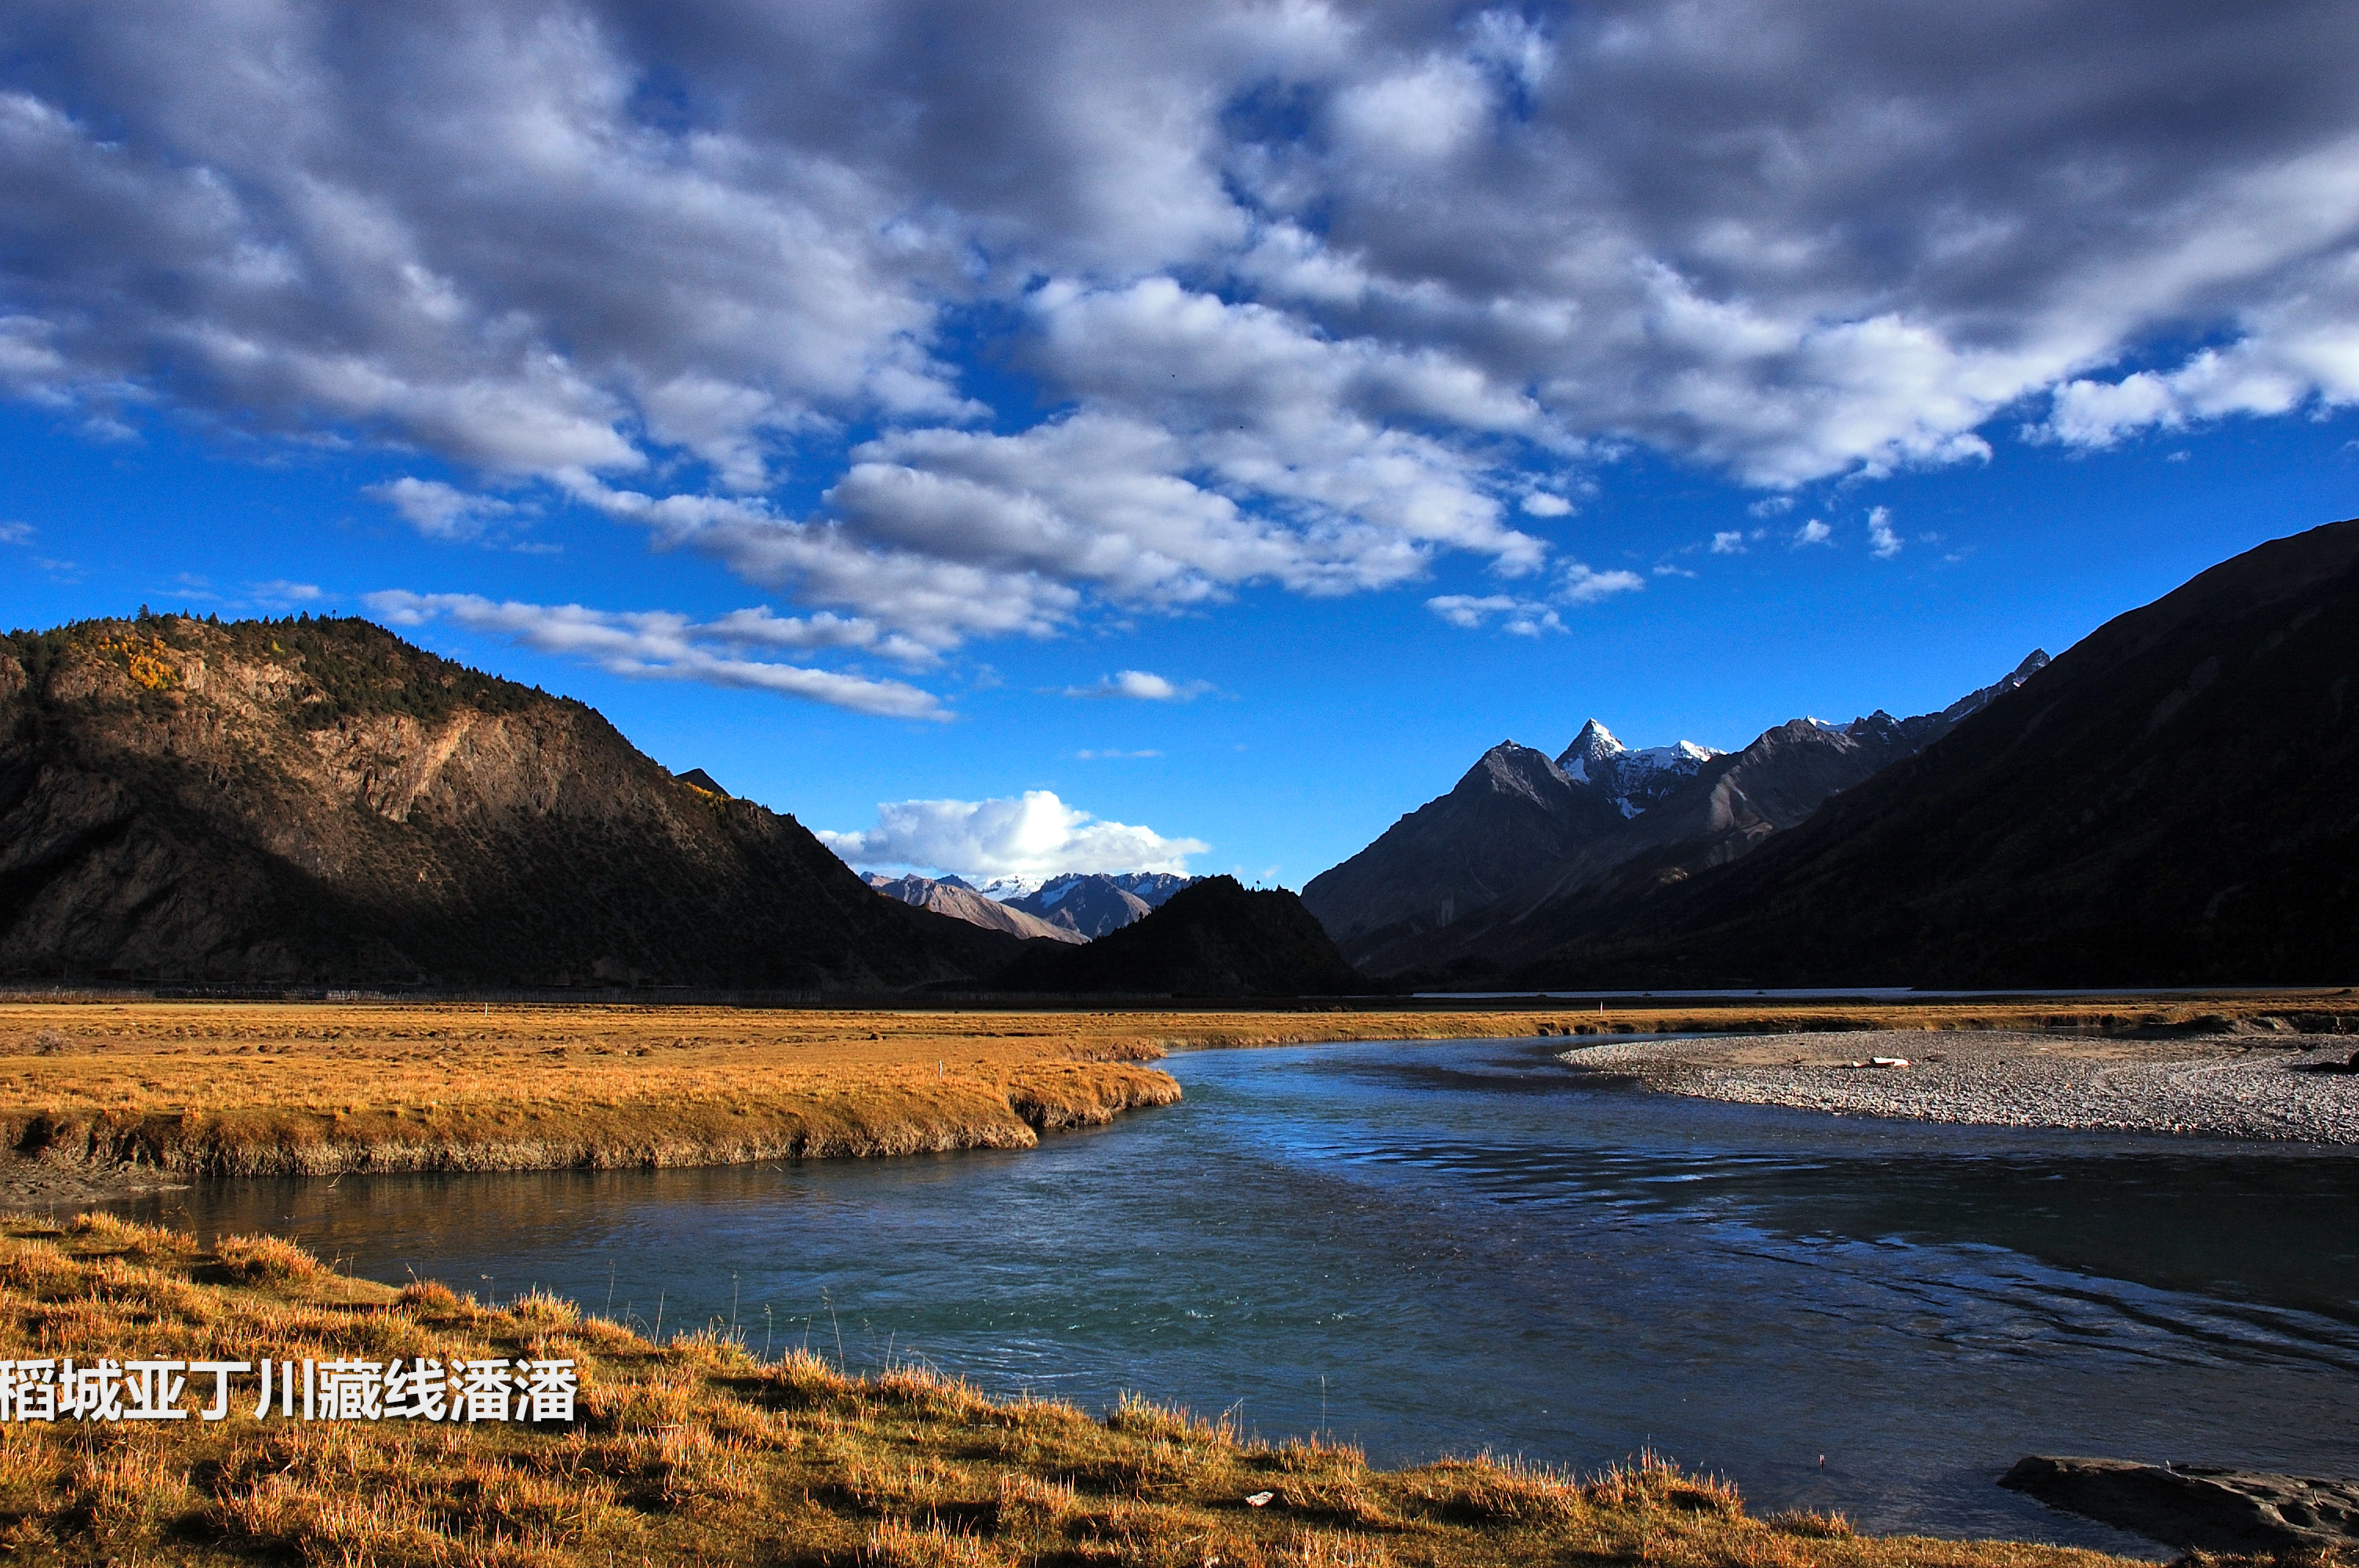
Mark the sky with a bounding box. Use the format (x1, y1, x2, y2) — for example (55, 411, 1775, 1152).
(2, 0, 2357, 891)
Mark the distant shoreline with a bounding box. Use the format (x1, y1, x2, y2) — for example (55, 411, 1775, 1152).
(1559, 1029, 2359, 1143)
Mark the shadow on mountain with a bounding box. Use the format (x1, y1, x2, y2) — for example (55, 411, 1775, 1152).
(991, 876, 1367, 996)
(0, 614, 1024, 990)
(1409, 516, 2359, 988)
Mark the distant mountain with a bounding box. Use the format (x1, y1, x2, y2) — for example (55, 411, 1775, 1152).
(972, 869, 1197, 920)
(994, 876, 1365, 996)
(1558, 722, 1721, 817)
(0, 614, 1025, 988)
(1298, 743, 1630, 956)
(995, 871, 1198, 938)
(1476, 518, 2359, 987)
(867, 873, 1084, 944)
(1307, 654, 2046, 975)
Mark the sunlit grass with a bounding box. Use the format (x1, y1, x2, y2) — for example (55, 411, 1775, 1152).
(0, 1214, 2197, 1567)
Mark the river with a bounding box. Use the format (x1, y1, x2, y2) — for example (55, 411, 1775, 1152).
(111, 1034, 2359, 1552)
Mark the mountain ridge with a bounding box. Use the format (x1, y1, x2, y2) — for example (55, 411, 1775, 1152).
(1463, 518, 2359, 986)
(0, 613, 1023, 989)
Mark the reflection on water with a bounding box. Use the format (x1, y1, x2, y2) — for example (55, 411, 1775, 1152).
(112, 1036, 2359, 1552)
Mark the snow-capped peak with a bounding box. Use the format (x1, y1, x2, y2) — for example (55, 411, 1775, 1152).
(1554, 722, 1722, 815)
(1556, 719, 1626, 782)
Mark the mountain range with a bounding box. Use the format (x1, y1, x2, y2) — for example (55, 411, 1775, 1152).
(0, 615, 1024, 989)
(1302, 653, 2045, 974)
(864, 873, 1085, 944)
(1464, 517, 2359, 987)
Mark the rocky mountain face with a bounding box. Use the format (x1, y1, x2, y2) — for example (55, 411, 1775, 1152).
(0, 614, 1025, 989)
(867, 873, 1085, 944)
(1557, 722, 1721, 816)
(1307, 654, 2048, 975)
(994, 876, 1365, 996)
(1475, 519, 2359, 987)
(972, 869, 1195, 928)
(1011, 878, 1150, 938)
(1297, 742, 1633, 956)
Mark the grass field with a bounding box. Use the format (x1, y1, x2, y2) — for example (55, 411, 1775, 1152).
(0, 993, 2349, 1178)
(0, 1212, 2184, 1568)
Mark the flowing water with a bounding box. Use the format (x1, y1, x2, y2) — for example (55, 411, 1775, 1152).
(111, 1035, 2359, 1552)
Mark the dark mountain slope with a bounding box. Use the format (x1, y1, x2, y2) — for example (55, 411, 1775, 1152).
(1492, 517, 2359, 987)
(994, 876, 1365, 996)
(0, 613, 1024, 989)
(1340, 655, 2045, 978)
(1300, 742, 1629, 958)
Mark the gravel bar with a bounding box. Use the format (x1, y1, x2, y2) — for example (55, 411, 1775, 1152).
(1559, 1030, 2359, 1142)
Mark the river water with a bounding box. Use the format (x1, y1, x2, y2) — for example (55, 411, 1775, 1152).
(112, 1035, 2359, 1551)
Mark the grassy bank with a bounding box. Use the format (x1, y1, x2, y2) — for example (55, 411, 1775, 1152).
(0, 996, 2349, 1179)
(0, 1212, 2162, 1568)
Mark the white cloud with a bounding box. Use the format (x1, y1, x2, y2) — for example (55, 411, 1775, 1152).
(1866, 506, 1902, 561)
(1520, 492, 1574, 517)
(1061, 670, 1212, 701)
(248, 579, 323, 608)
(365, 591, 950, 720)
(1427, 556, 1641, 631)
(4, 0, 2359, 644)
(1793, 519, 1834, 547)
(819, 790, 1207, 879)
(1560, 562, 1645, 604)
(1710, 530, 1747, 555)
(367, 477, 521, 541)
(0, 521, 30, 545)
(1075, 748, 1162, 759)
(1425, 594, 1564, 636)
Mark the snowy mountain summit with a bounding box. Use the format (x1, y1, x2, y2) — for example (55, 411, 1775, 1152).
(1555, 720, 1722, 818)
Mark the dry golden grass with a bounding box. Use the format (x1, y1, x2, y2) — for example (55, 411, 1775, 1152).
(0, 1214, 2219, 1568)
(0, 994, 2347, 1178)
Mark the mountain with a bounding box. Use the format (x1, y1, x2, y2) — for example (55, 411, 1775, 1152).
(1298, 742, 1633, 957)
(867, 873, 1085, 944)
(1103, 871, 1197, 907)
(998, 871, 1199, 938)
(1474, 517, 2359, 987)
(1558, 722, 1721, 817)
(0, 614, 1026, 989)
(972, 869, 1197, 922)
(994, 876, 1365, 996)
(1308, 654, 2047, 975)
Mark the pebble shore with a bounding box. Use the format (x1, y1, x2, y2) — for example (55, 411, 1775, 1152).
(1560, 1029, 2359, 1142)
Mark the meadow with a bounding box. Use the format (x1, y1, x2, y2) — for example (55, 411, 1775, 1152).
(0, 994, 2348, 1180)
(0, 1210, 2186, 1568)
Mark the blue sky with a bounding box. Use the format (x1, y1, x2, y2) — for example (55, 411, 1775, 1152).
(3, 1, 2357, 889)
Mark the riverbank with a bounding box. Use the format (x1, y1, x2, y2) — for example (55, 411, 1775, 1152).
(5, 996, 2355, 1180)
(1561, 1030, 2359, 1142)
(0, 1211, 2150, 1568)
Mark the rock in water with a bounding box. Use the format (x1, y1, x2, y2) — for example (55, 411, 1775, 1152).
(1999, 1455, 2359, 1555)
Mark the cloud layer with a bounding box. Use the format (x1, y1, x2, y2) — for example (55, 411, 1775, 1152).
(818, 790, 1208, 878)
(366, 591, 949, 719)
(8, 0, 2359, 696)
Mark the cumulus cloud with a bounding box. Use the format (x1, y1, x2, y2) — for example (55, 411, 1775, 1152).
(0, 521, 31, 545)
(368, 477, 521, 542)
(365, 591, 950, 719)
(1866, 506, 1903, 561)
(5, 0, 2359, 643)
(1793, 520, 1834, 548)
(1428, 557, 1641, 632)
(1061, 670, 1212, 701)
(818, 790, 1207, 879)
(1560, 562, 1645, 604)
(1710, 530, 1747, 555)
